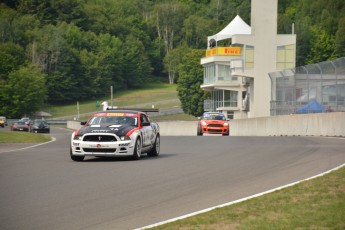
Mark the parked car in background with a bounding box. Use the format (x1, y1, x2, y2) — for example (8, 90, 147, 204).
(29, 119, 50, 133)
(0, 116, 7, 127)
(11, 121, 29, 132)
(197, 112, 230, 136)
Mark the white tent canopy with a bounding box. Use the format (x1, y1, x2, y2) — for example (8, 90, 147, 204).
(208, 15, 251, 48)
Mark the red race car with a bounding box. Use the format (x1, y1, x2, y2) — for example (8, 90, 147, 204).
(197, 112, 229, 136)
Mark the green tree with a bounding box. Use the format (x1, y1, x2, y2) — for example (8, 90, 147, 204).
(177, 49, 208, 117)
(294, 16, 313, 66)
(206, 0, 250, 28)
(0, 4, 38, 46)
(290, 0, 345, 64)
(334, 17, 345, 58)
(28, 24, 66, 74)
(147, 37, 165, 79)
(60, 23, 102, 100)
(82, 0, 151, 40)
(164, 46, 186, 84)
(79, 49, 102, 98)
(97, 33, 124, 92)
(16, 0, 85, 26)
(306, 27, 336, 64)
(0, 65, 47, 118)
(151, 2, 189, 54)
(183, 15, 215, 48)
(0, 42, 25, 80)
(122, 34, 152, 88)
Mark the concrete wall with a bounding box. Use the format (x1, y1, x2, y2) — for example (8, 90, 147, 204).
(67, 112, 345, 137)
(67, 120, 83, 131)
(67, 120, 198, 136)
(157, 121, 197, 136)
(230, 112, 345, 137)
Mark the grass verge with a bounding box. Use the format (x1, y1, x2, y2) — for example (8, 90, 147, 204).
(0, 130, 51, 143)
(47, 83, 179, 118)
(150, 165, 345, 230)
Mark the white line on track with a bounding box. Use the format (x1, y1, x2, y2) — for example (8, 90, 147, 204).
(136, 162, 345, 230)
(0, 137, 56, 153)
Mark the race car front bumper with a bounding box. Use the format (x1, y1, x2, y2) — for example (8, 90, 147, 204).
(71, 134, 135, 157)
(201, 125, 229, 135)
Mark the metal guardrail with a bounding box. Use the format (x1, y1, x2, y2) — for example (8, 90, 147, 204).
(269, 57, 345, 116)
(7, 119, 67, 125)
(46, 120, 67, 125)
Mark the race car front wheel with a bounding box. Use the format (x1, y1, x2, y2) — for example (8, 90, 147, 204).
(132, 137, 142, 160)
(70, 147, 85, 161)
(197, 125, 203, 136)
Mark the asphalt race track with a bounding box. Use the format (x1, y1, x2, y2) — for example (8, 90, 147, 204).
(1, 127, 345, 230)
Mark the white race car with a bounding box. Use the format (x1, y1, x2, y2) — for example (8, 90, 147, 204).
(70, 109, 160, 161)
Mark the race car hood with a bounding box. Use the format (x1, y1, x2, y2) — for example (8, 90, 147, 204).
(78, 124, 135, 136)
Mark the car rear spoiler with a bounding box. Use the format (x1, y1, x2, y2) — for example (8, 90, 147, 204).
(106, 107, 159, 113)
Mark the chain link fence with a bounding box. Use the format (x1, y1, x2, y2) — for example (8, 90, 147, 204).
(269, 57, 345, 116)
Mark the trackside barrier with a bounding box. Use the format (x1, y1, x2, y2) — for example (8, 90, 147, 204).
(67, 121, 83, 130)
(230, 112, 345, 137)
(67, 112, 345, 136)
(67, 120, 198, 136)
(157, 121, 197, 136)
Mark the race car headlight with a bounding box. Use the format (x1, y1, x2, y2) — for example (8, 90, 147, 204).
(201, 121, 207, 126)
(224, 123, 229, 126)
(120, 136, 131, 141)
(73, 130, 83, 141)
(73, 135, 82, 141)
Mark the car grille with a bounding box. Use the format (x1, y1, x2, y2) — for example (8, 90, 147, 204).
(208, 130, 221, 133)
(83, 148, 117, 153)
(208, 124, 223, 127)
(83, 135, 116, 142)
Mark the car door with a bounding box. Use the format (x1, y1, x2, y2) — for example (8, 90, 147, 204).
(139, 113, 153, 147)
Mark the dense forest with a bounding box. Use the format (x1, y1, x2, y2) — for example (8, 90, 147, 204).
(0, 0, 344, 118)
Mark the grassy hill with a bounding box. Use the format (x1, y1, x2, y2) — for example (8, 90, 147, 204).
(46, 83, 196, 121)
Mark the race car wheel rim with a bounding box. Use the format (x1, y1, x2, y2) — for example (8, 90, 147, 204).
(156, 135, 160, 154)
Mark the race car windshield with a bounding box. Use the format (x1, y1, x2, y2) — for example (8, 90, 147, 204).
(87, 115, 137, 126)
(34, 120, 48, 125)
(203, 114, 226, 120)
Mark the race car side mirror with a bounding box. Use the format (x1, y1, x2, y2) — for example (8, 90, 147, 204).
(80, 121, 87, 125)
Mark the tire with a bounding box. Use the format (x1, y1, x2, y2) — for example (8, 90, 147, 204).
(222, 130, 229, 136)
(147, 134, 160, 157)
(70, 147, 84, 161)
(197, 125, 203, 136)
(132, 137, 142, 160)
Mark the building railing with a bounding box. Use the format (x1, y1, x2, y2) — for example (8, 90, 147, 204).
(204, 100, 238, 112)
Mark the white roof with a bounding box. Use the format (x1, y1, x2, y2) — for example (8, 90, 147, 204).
(208, 15, 251, 46)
